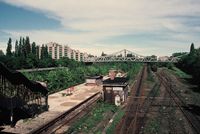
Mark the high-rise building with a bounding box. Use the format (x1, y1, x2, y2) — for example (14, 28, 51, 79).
(45, 42, 88, 61)
(75, 50, 80, 61)
(46, 42, 62, 59)
(70, 49, 76, 60)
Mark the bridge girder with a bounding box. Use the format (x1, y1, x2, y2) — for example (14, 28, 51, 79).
(83, 56, 178, 63)
(83, 49, 179, 63)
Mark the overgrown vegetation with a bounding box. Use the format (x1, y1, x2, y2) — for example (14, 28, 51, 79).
(23, 60, 142, 92)
(106, 109, 125, 134)
(66, 101, 118, 134)
(143, 118, 160, 134)
(168, 67, 191, 79)
(147, 64, 155, 82)
(176, 43, 200, 87)
(0, 37, 142, 92)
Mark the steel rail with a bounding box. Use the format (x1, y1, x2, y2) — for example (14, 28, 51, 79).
(157, 72, 200, 134)
(116, 65, 146, 134)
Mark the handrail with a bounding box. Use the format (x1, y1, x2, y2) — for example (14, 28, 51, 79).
(0, 62, 48, 96)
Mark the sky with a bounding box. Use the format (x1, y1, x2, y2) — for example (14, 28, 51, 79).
(0, 0, 200, 56)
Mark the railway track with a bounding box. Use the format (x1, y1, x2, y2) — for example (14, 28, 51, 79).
(29, 92, 101, 134)
(115, 64, 147, 134)
(157, 70, 200, 134)
(134, 82, 161, 134)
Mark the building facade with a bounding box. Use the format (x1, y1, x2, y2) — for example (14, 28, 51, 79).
(45, 42, 88, 61)
(103, 77, 129, 106)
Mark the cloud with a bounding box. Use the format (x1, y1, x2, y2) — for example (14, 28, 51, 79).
(0, 41, 7, 52)
(0, 0, 200, 55)
(3, 0, 200, 32)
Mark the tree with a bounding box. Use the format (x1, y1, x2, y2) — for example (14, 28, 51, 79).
(151, 64, 157, 72)
(18, 37, 23, 57)
(15, 40, 19, 56)
(44, 45, 49, 58)
(172, 52, 187, 57)
(0, 50, 4, 56)
(117, 54, 122, 57)
(6, 38, 12, 56)
(40, 45, 49, 59)
(177, 44, 200, 88)
(22, 37, 27, 58)
(127, 53, 133, 57)
(190, 43, 195, 55)
(25, 36, 31, 54)
(101, 52, 107, 56)
(40, 45, 45, 59)
(31, 42, 37, 55)
(36, 45, 40, 59)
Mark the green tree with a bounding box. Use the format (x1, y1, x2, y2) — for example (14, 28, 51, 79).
(44, 45, 49, 58)
(40, 45, 45, 59)
(40, 45, 49, 59)
(15, 40, 19, 56)
(127, 53, 133, 57)
(36, 45, 40, 59)
(18, 37, 23, 57)
(101, 52, 107, 56)
(0, 50, 4, 56)
(6, 38, 12, 56)
(22, 37, 27, 58)
(172, 52, 187, 57)
(31, 42, 37, 55)
(177, 44, 200, 88)
(190, 43, 195, 55)
(25, 36, 31, 55)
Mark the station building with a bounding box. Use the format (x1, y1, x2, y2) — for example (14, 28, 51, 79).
(103, 77, 129, 106)
(103, 69, 129, 106)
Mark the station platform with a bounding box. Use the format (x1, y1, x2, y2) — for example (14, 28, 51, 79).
(2, 83, 102, 133)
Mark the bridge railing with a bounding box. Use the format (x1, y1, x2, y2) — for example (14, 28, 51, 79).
(83, 56, 179, 63)
(0, 62, 48, 118)
(83, 49, 179, 63)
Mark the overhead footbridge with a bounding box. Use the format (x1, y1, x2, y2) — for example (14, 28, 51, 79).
(0, 62, 48, 125)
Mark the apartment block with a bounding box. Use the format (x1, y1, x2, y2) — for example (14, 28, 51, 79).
(45, 42, 88, 61)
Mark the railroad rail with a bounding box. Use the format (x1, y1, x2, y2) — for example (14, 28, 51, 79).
(115, 65, 146, 134)
(157, 70, 200, 134)
(135, 82, 161, 133)
(30, 92, 101, 134)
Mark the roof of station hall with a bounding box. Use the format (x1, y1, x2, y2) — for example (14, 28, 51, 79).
(103, 77, 128, 86)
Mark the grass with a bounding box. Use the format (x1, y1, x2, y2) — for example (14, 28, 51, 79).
(191, 92, 200, 106)
(106, 109, 125, 134)
(169, 67, 191, 79)
(143, 118, 160, 134)
(147, 70, 155, 82)
(66, 101, 118, 134)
